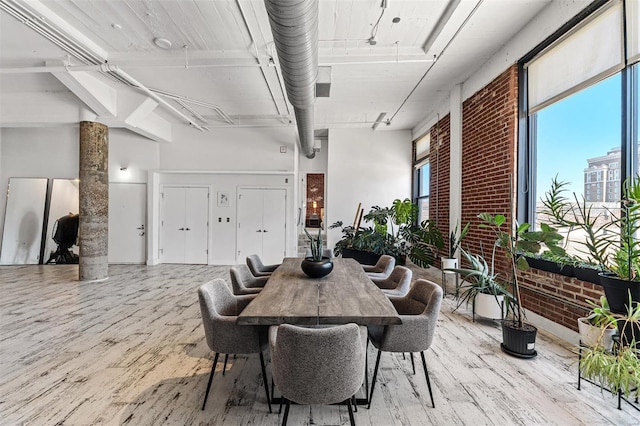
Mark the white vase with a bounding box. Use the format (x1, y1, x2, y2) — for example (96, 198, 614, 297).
(474, 293, 504, 319)
(441, 257, 458, 271)
(577, 317, 616, 351)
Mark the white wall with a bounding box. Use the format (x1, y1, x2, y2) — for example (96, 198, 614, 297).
(326, 128, 412, 249)
(159, 126, 297, 171)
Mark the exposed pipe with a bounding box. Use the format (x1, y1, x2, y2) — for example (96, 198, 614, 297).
(103, 65, 205, 130)
(264, 0, 319, 159)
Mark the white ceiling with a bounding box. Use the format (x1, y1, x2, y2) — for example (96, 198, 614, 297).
(0, 0, 553, 136)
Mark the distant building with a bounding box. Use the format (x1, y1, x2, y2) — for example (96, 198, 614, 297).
(584, 147, 621, 202)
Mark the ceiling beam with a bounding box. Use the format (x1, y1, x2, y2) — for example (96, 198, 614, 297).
(48, 62, 117, 117)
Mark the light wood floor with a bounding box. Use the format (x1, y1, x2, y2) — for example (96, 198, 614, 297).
(1, 263, 638, 425)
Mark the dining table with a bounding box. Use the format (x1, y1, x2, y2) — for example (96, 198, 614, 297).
(236, 257, 402, 326)
(237, 256, 401, 406)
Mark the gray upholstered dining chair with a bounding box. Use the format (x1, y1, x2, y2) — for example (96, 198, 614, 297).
(270, 323, 366, 426)
(230, 264, 269, 295)
(363, 255, 396, 279)
(304, 248, 334, 258)
(197, 279, 271, 412)
(367, 279, 443, 409)
(246, 254, 280, 277)
(370, 265, 412, 297)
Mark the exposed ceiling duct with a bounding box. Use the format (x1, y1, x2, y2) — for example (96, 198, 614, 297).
(264, 0, 319, 159)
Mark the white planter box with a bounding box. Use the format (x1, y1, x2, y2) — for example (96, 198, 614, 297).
(474, 293, 504, 319)
(578, 317, 616, 351)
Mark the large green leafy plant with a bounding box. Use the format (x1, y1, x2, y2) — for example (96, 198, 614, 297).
(478, 213, 564, 327)
(331, 199, 443, 267)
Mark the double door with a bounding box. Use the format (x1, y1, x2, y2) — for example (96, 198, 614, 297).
(161, 186, 209, 264)
(237, 188, 286, 265)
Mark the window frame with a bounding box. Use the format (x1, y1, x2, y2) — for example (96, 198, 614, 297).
(516, 0, 633, 226)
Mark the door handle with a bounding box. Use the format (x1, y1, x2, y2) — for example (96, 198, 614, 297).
(137, 225, 145, 230)
(185, 228, 191, 231)
(256, 230, 263, 232)
(263, 230, 269, 233)
(178, 228, 185, 231)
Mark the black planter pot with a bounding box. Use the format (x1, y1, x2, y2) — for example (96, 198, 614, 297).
(598, 273, 640, 314)
(524, 256, 574, 277)
(573, 266, 602, 284)
(501, 320, 538, 358)
(301, 257, 334, 278)
(341, 248, 381, 266)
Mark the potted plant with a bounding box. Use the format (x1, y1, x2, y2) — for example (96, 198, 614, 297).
(478, 211, 564, 358)
(301, 228, 333, 278)
(597, 177, 640, 313)
(578, 296, 617, 351)
(539, 176, 609, 283)
(331, 199, 443, 268)
(441, 222, 470, 272)
(579, 295, 640, 400)
(448, 247, 509, 320)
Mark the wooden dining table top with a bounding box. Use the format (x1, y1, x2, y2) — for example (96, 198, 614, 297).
(236, 257, 402, 326)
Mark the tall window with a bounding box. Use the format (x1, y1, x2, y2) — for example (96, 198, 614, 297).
(521, 0, 638, 256)
(414, 133, 430, 222)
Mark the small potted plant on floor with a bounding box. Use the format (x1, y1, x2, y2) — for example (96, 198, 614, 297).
(449, 247, 509, 320)
(301, 228, 333, 278)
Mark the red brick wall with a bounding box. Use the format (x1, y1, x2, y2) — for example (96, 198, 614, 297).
(431, 64, 605, 332)
(460, 66, 518, 273)
(428, 114, 451, 267)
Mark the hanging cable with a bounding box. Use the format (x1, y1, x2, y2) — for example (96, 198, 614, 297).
(387, 0, 484, 125)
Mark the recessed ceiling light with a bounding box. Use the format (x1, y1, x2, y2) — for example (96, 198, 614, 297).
(153, 37, 172, 49)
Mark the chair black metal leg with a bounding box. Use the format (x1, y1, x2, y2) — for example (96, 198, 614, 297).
(410, 352, 415, 375)
(352, 395, 358, 412)
(365, 338, 370, 402)
(346, 398, 356, 426)
(281, 398, 290, 426)
(420, 351, 435, 408)
(223, 353, 229, 376)
(202, 353, 220, 410)
(279, 394, 283, 414)
(259, 351, 272, 413)
(367, 349, 382, 409)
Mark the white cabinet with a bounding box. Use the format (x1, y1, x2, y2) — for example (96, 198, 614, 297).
(161, 186, 209, 264)
(237, 188, 286, 265)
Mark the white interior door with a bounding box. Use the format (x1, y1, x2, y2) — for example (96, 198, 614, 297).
(184, 187, 209, 264)
(237, 189, 264, 261)
(109, 183, 146, 264)
(161, 187, 187, 263)
(262, 189, 286, 264)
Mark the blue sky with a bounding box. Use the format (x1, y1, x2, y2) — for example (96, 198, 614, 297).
(535, 73, 622, 199)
